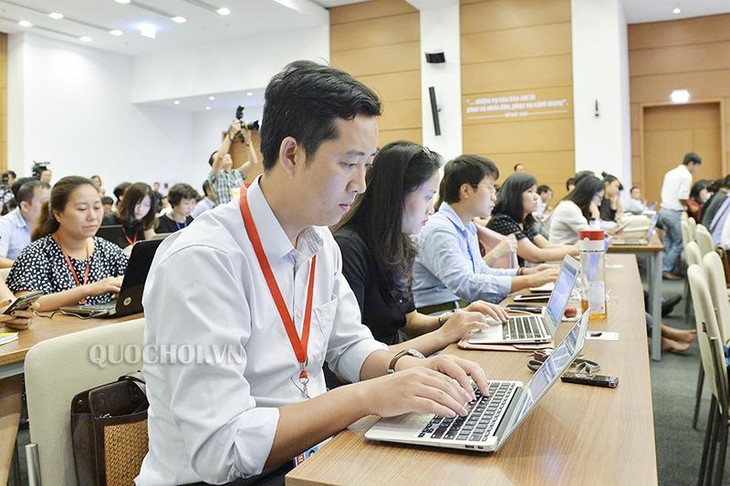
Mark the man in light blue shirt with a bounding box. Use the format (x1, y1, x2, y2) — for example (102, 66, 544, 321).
(413, 155, 557, 310)
(0, 180, 50, 268)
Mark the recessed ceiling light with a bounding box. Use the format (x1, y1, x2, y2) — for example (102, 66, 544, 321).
(49, 12, 64, 20)
(217, 7, 231, 16)
(673, 7, 681, 14)
(208, 96, 216, 101)
(80, 36, 92, 42)
(140, 24, 156, 39)
(115, 0, 131, 4)
(173, 100, 180, 105)
(670, 89, 690, 103)
(246, 91, 253, 96)
(205, 106, 211, 110)
(110, 29, 123, 36)
(171, 16, 187, 23)
(18, 20, 32, 27)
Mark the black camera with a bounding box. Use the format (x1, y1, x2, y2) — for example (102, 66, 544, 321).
(235, 105, 259, 131)
(32, 161, 50, 180)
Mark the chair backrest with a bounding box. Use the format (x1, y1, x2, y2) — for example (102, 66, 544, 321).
(688, 265, 729, 412)
(0, 267, 10, 282)
(695, 224, 714, 256)
(23, 318, 145, 485)
(686, 241, 703, 267)
(688, 216, 697, 240)
(703, 251, 730, 343)
(681, 220, 691, 250)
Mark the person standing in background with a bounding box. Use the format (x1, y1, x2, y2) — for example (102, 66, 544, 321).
(207, 121, 259, 205)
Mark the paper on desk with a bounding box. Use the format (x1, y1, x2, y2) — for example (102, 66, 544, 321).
(586, 331, 619, 341)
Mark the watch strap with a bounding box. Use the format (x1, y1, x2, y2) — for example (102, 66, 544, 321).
(387, 348, 425, 374)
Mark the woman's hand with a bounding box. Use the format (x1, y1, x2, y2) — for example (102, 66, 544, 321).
(438, 310, 490, 343)
(465, 300, 509, 322)
(86, 276, 124, 297)
(487, 234, 518, 261)
(0, 299, 39, 331)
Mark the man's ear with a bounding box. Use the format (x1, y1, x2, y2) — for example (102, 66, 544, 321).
(459, 183, 472, 200)
(278, 137, 302, 176)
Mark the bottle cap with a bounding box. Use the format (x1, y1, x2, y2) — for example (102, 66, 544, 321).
(578, 229, 605, 241)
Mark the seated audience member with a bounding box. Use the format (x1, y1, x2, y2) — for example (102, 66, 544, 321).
(701, 178, 728, 226)
(7, 176, 127, 312)
(191, 180, 216, 218)
(0, 278, 37, 330)
(112, 181, 131, 210)
(39, 168, 52, 184)
(156, 183, 197, 233)
(412, 155, 558, 310)
(599, 172, 624, 222)
(90, 174, 105, 196)
(626, 186, 648, 215)
(0, 180, 50, 268)
(101, 196, 114, 215)
(207, 121, 259, 205)
(688, 179, 711, 223)
(152, 181, 164, 213)
(333, 141, 508, 351)
(137, 60, 486, 485)
(565, 176, 576, 193)
(513, 162, 525, 173)
(102, 182, 157, 249)
(157, 195, 171, 217)
(487, 173, 578, 265)
(0, 170, 16, 206)
(535, 184, 553, 218)
(548, 175, 604, 245)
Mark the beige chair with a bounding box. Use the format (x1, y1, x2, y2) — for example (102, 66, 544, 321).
(687, 241, 703, 268)
(696, 225, 715, 257)
(23, 318, 145, 485)
(688, 265, 730, 485)
(682, 220, 692, 251)
(0, 267, 10, 282)
(0, 375, 22, 485)
(688, 216, 698, 241)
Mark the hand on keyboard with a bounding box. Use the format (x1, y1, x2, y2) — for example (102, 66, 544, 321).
(463, 300, 509, 322)
(438, 310, 493, 343)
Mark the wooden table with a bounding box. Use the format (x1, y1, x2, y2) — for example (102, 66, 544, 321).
(0, 313, 142, 380)
(287, 254, 657, 485)
(608, 232, 663, 361)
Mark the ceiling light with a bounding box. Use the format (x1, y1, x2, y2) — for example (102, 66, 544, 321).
(217, 7, 231, 15)
(18, 20, 32, 27)
(49, 12, 64, 20)
(174, 100, 181, 105)
(205, 106, 211, 110)
(171, 16, 187, 23)
(115, 0, 131, 4)
(246, 91, 253, 96)
(670, 89, 690, 103)
(208, 96, 216, 101)
(80, 36, 92, 42)
(140, 24, 156, 39)
(673, 7, 681, 14)
(110, 29, 123, 36)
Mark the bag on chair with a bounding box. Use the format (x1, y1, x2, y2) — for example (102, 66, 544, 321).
(70, 373, 149, 486)
(716, 247, 730, 285)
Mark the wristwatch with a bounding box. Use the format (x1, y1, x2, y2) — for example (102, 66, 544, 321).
(387, 348, 426, 374)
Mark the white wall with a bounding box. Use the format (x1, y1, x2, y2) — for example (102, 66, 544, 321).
(571, 0, 632, 190)
(416, 1, 463, 161)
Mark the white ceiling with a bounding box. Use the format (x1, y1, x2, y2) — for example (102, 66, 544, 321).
(621, 0, 730, 24)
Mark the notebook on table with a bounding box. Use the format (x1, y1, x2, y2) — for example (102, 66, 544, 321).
(610, 212, 660, 246)
(59, 239, 162, 318)
(468, 255, 580, 345)
(365, 310, 590, 452)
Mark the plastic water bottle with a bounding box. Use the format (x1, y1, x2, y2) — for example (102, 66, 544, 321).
(579, 229, 607, 319)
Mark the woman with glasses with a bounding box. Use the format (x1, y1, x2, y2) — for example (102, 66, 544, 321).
(102, 182, 157, 249)
(332, 141, 508, 353)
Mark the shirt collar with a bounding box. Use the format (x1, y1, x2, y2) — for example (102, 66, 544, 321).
(245, 177, 322, 264)
(11, 208, 28, 229)
(438, 202, 476, 235)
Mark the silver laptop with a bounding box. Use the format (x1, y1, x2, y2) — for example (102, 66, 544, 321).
(468, 255, 580, 344)
(365, 311, 589, 452)
(611, 212, 659, 246)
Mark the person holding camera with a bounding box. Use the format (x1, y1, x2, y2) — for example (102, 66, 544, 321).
(207, 120, 259, 205)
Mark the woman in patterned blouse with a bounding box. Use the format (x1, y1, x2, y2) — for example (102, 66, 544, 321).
(487, 172, 579, 265)
(7, 176, 128, 311)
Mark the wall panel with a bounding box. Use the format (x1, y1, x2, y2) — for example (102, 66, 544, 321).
(0, 33, 5, 170)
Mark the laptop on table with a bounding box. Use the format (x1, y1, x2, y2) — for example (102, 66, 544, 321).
(365, 310, 590, 452)
(610, 212, 660, 246)
(467, 255, 580, 345)
(60, 239, 162, 318)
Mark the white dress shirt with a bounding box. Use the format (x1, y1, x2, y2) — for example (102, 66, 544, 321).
(0, 208, 30, 260)
(661, 164, 692, 211)
(547, 200, 590, 245)
(136, 178, 385, 485)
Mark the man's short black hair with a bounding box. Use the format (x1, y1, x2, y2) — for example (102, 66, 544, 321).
(101, 196, 114, 205)
(683, 152, 702, 165)
(11, 177, 35, 201)
(17, 180, 49, 205)
(167, 183, 199, 207)
(439, 155, 499, 206)
(113, 182, 131, 204)
(259, 60, 382, 171)
(537, 184, 551, 195)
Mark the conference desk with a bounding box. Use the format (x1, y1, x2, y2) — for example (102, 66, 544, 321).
(0, 313, 141, 380)
(608, 232, 663, 361)
(287, 254, 657, 485)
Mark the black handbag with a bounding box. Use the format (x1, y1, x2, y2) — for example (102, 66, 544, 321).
(70, 373, 149, 486)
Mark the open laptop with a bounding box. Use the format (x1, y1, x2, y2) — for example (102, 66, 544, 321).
(365, 310, 589, 452)
(59, 239, 162, 318)
(610, 211, 659, 246)
(96, 225, 123, 246)
(468, 255, 580, 345)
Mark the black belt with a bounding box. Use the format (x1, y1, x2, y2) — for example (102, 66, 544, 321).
(417, 300, 470, 315)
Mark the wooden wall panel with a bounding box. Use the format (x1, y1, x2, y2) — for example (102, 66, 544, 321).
(629, 14, 730, 194)
(330, 0, 421, 149)
(0, 33, 5, 170)
(461, 0, 574, 200)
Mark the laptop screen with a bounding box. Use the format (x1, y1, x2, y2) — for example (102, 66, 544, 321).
(645, 212, 659, 239)
(545, 257, 579, 325)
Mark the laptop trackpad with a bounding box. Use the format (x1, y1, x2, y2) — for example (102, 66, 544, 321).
(365, 413, 433, 439)
(468, 325, 503, 344)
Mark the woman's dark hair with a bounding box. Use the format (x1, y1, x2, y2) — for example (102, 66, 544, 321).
(437, 155, 499, 210)
(601, 172, 623, 191)
(167, 183, 199, 207)
(33, 176, 97, 241)
(492, 173, 538, 227)
(117, 182, 156, 231)
(260, 60, 382, 171)
(563, 175, 603, 220)
(690, 179, 710, 201)
(333, 141, 442, 301)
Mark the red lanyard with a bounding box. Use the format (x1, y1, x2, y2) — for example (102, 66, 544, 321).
(239, 186, 317, 392)
(122, 226, 138, 246)
(52, 233, 91, 304)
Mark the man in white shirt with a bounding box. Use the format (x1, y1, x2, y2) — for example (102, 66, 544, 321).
(191, 180, 216, 219)
(137, 61, 488, 486)
(0, 180, 50, 268)
(659, 152, 701, 279)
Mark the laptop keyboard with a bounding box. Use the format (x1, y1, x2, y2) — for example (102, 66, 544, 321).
(77, 302, 116, 311)
(503, 315, 546, 340)
(418, 381, 517, 442)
